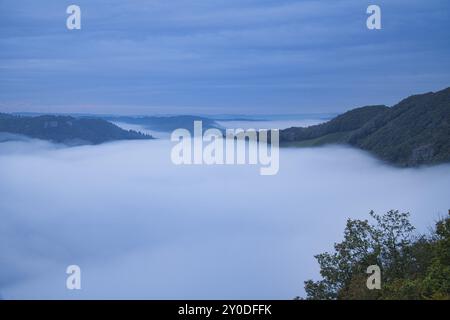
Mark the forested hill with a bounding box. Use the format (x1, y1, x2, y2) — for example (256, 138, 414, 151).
(0, 114, 152, 145)
(280, 87, 450, 167)
(104, 115, 222, 133)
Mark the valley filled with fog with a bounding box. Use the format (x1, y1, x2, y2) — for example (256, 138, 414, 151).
(0, 125, 449, 299)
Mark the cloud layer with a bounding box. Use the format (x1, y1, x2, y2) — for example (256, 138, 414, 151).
(0, 138, 449, 299)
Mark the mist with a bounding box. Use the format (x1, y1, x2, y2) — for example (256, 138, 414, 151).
(216, 119, 325, 130)
(0, 137, 449, 299)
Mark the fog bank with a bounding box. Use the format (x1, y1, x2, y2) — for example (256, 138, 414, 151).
(0, 139, 449, 299)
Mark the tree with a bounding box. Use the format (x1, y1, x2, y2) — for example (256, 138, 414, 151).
(304, 210, 450, 300)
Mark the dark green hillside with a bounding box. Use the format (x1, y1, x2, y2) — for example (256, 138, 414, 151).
(0, 114, 152, 145)
(350, 88, 450, 166)
(280, 87, 450, 167)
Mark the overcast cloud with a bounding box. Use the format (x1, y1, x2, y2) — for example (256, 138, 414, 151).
(0, 0, 449, 114)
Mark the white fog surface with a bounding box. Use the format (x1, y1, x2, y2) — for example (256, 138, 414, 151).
(0, 135, 449, 299)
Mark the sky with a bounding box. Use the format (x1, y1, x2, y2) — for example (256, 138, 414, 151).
(0, 0, 449, 115)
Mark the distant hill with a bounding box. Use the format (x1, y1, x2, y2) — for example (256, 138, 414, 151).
(0, 114, 152, 145)
(280, 87, 450, 167)
(104, 115, 223, 133)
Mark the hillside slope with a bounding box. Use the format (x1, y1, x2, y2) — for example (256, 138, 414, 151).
(0, 114, 152, 145)
(280, 87, 450, 166)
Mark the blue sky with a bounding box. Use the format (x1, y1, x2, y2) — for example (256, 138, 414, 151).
(0, 0, 449, 115)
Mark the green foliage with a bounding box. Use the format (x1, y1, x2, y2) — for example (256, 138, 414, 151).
(280, 105, 388, 144)
(105, 115, 221, 133)
(281, 87, 450, 167)
(304, 210, 450, 300)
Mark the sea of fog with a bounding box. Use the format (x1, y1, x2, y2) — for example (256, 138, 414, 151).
(0, 123, 449, 299)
